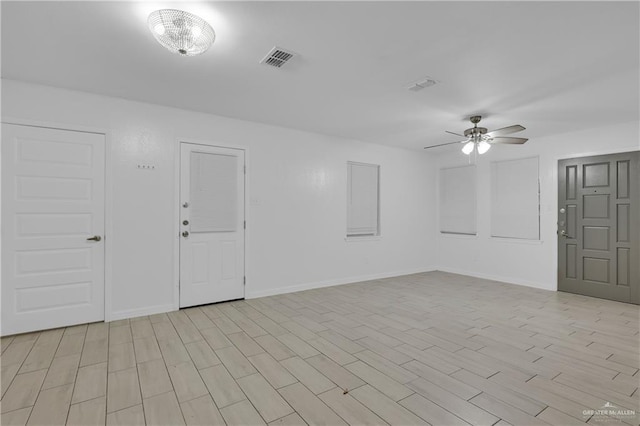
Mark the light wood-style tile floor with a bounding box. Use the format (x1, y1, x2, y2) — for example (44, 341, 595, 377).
(1, 271, 639, 425)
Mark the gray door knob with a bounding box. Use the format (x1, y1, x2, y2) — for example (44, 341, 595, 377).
(182, 231, 189, 238)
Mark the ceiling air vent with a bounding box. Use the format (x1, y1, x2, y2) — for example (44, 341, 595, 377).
(260, 46, 296, 68)
(407, 76, 437, 92)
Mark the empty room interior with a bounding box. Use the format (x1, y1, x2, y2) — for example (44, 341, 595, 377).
(1, 1, 639, 425)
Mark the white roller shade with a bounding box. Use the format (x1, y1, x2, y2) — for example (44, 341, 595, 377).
(439, 165, 477, 235)
(491, 157, 540, 240)
(347, 162, 380, 236)
(190, 151, 238, 233)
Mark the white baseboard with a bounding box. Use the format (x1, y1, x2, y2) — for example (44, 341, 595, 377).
(109, 303, 176, 322)
(245, 266, 437, 299)
(107, 266, 552, 321)
(435, 266, 556, 291)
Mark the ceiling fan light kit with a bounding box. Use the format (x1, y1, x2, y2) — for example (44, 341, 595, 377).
(477, 140, 491, 154)
(462, 141, 475, 155)
(148, 9, 215, 56)
(424, 115, 528, 156)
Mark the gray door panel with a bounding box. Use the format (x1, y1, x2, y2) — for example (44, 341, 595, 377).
(558, 151, 639, 304)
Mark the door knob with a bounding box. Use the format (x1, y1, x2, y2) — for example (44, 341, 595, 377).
(182, 231, 189, 238)
(560, 230, 570, 238)
(87, 235, 102, 242)
(183, 220, 189, 226)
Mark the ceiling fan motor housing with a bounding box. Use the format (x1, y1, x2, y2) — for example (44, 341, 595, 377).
(464, 127, 488, 137)
(463, 115, 487, 137)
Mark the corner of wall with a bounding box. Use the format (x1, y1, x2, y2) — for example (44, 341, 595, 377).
(435, 266, 555, 292)
(246, 266, 438, 299)
(109, 304, 177, 322)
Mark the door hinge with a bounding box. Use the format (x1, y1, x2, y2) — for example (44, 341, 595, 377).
(243, 276, 246, 286)
(244, 165, 246, 174)
(244, 220, 246, 229)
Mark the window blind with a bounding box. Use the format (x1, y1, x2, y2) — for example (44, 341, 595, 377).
(439, 165, 477, 235)
(347, 162, 380, 236)
(190, 151, 238, 233)
(491, 157, 540, 240)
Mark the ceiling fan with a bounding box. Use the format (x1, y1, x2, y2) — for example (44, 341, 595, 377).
(424, 116, 528, 155)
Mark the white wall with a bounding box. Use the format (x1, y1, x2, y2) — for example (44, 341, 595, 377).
(435, 121, 640, 290)
(1, 79, 437, 321)
(6, 78, 634, 321)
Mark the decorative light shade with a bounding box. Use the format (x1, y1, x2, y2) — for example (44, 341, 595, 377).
(477, 140, 491, 154)
(148, 9, 215, 56)
(462, 141, 475, 155)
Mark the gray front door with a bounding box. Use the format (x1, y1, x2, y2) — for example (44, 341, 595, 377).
(558, 151, 639, 304)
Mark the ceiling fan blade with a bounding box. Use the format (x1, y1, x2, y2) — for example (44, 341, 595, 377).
(445, 130, 465, 137)
(490, 136, 528, 144)
(423, 140, 467, 149)
(486, 125, 525, 137)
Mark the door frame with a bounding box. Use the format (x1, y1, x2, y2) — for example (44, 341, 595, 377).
(0, 116, 113, 324)
(555, 147, 640, 300)
(173, 138, 249, 310)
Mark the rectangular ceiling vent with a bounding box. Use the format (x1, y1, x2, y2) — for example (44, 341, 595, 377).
(260, 46, 296, 68)
(407, 76, 438, 92)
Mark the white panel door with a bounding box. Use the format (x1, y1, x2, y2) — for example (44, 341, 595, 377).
(180, 143, 244, 308)
(1, 123, 105, 335)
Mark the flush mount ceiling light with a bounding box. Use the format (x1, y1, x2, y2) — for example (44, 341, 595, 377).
(148, 9, 215, 56)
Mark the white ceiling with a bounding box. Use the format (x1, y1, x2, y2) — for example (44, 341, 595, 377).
(2, 1, 638, 151)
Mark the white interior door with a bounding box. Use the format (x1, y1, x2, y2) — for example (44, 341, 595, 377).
(1, 123, 105, 336)
(180, 143, 245, 308)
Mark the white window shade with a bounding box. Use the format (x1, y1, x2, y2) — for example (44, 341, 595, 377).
(491, 157, 540, 240)
(439, 165, 477, 235)
(347, 162, 380, 236)
(190, 151, 237, 233)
